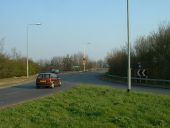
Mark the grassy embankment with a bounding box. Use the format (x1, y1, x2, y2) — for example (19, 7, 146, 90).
(0, 85, 170, 128)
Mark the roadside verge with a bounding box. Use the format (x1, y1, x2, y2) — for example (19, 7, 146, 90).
(0, 75, 36, 89)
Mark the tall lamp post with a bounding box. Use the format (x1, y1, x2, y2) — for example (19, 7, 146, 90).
(27, 23, 41, 78)
(127, 0, 131, 91)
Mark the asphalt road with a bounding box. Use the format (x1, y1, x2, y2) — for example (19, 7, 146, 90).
(0, 71, 170, 108)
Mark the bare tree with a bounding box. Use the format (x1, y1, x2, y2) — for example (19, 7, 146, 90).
(51, 56, 63, 68)
(10, 48, 21, 60)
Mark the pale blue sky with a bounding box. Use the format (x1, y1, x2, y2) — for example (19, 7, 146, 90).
(0, 0, 170, 61)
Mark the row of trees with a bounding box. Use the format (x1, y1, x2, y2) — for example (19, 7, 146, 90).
(107, 23, 170, 79)
(39, 53, 107, 72)
(0, 38, 39, 78)
(0, 36, 107, 78)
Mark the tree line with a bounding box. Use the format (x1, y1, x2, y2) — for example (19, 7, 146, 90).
(39, 53, 107, 72)
(107, 23, 170, 79)
(0, 41, 39, 78)
(0, 37, 106, 78)
(1, 34, 109, 79)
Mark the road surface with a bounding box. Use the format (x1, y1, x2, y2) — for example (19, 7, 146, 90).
(0, 71, 170, 108)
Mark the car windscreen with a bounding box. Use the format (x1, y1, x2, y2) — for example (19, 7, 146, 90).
(37, 74, 50, 79)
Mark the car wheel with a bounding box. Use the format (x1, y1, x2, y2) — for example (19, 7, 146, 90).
(36, 84, 40, 88)
(58, 81, 61, 87)
(51, 83, 55, 88)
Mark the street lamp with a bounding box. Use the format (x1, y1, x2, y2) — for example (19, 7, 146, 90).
(127, 0, 131, 91)
(83, 42, 91, 72)
(27, 23, 41, 78)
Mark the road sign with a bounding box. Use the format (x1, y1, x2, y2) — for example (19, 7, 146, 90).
(82, 58, 86, 65)
(137, 69, 146, 78)
(137, 69, 141, 77)
(142, 69, 146, 77)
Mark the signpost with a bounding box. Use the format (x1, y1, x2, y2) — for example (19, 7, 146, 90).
(137, 69, 146, 77)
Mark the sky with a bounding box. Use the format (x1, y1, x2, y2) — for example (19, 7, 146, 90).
(0, 0, 170, 61)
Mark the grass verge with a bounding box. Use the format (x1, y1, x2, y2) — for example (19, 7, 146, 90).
(0, 75, 36, 88)
(0, 85, 170, 128)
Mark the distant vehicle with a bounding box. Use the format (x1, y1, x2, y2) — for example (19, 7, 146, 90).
(36, 73, 61, 88)
(51, 69, 60, 74)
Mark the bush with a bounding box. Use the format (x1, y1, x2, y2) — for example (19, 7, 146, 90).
(107, 23, 170, 79)
(0, 56, 39, 78)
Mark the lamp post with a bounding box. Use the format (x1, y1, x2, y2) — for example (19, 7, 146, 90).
(27, 23, 41, 78)
(83, 42, 91, 72)
(127, 0, 131, 91)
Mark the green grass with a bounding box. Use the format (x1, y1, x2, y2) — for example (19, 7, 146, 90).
(0, 85, 170, 128)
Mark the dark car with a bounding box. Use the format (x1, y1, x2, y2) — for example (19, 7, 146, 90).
(36, 73, 61, 88)
(51, 69, 60, 74)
